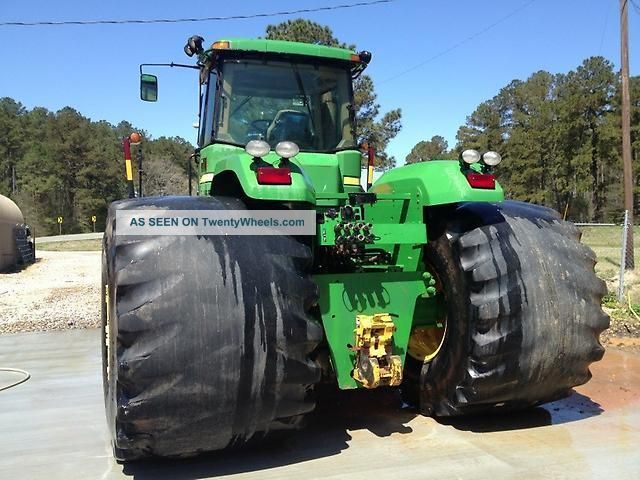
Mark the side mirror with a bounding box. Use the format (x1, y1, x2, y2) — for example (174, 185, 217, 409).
(140, 74, 158, 102)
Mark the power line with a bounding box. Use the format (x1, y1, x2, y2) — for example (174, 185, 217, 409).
(630, 0, 640, 14)
(379, 0, 539, 85)
(598, 1, 611, 55)
(0, 0, 395, 27)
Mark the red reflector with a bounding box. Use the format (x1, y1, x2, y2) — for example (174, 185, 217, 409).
(257, 167, 292, 185)
(466, 173, 495, 189)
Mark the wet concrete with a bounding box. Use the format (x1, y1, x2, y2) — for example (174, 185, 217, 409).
(0, 329, 638, 479)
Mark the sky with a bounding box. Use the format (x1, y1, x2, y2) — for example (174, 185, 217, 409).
(0, 0, 638, 164)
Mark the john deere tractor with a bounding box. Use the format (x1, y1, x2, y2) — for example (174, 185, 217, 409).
(102, 36, 609, 461)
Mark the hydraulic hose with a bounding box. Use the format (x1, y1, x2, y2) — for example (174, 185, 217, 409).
(0, 368, 30, 392)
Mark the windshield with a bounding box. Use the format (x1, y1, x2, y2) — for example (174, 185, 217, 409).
(215, 59, 356, 152)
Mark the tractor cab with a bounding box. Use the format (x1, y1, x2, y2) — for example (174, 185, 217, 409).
(189, 38, 368, 151)
(210, 55, 354, 151)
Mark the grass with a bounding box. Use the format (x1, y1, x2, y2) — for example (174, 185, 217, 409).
(580, 226, 640, 330)
(37, 239, 102, 251)
(580, 226, 640, 293)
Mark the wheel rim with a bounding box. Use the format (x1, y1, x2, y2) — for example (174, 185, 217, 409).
(101, 248, 112, 396)
(103, 285, 111, 384)
(407, 324, 447, 362)
(407, 265, 448, 363)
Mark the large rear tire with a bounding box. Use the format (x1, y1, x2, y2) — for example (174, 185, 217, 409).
(412, 200, 609, 416)
(102, 196, 322, 460)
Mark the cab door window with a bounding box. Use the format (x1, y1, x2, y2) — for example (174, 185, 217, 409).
(198, 72, 217, 147)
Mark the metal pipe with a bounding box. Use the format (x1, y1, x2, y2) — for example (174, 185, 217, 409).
(121, 137, 135, 199)
(188, 154, 193, 196)
(367, 144, 375, 190)
(618, 209, 629, 302)
(137, 146, 143, 198)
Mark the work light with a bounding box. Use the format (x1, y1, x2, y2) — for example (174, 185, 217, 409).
(275, 141, 300, 159)
(483, 151, 502, 166)
(461, 149, 481, 164)
(245, 140, 270, 158)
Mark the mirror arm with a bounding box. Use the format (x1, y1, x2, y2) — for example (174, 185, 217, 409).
(139, 62, 200, 75)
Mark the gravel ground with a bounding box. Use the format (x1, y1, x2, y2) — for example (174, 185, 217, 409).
(0, 250, 100, 334)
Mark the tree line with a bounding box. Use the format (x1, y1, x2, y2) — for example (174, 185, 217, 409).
(407, 57, 640, 223)
(0, 98, 193, 235)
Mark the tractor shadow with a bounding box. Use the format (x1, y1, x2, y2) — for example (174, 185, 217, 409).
(439, 391, 603, 433)
(122, 389, 415, 480)
(120, 390, 603, 478)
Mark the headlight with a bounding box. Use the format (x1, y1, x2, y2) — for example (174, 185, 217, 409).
(461, 149, 481, 164)
(275, 141, 300, 159)
(245, 140, 270, 158)
(483, 151, 502, 166)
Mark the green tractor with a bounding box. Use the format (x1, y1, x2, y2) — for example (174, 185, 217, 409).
(102, 36, 609, 461)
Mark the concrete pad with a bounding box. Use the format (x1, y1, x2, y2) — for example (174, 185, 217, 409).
(0, 329, 639, 479)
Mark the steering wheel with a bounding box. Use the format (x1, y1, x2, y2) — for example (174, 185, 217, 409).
(245, 119, 274, 142)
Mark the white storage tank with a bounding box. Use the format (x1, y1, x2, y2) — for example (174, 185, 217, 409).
(0, 195, 32, 271)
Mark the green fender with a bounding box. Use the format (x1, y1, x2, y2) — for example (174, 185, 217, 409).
(198, 144, 363, 204)
(370, 160, 505, 205)
(200, 144, 314, 202)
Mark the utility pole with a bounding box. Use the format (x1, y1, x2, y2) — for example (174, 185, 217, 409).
(621, 0, 634, 269)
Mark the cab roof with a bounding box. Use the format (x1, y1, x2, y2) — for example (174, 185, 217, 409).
(207, 38, 358, 62)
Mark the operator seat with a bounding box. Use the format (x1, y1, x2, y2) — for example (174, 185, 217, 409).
(266, 110, 314, 149)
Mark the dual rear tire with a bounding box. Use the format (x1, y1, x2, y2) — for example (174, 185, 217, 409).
(102, 197, 609, 460)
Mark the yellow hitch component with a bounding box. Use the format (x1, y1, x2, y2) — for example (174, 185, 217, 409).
(352, 313, 403, 389)
(343, 176, 361, 186)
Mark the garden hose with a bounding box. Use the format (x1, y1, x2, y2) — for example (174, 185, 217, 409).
(0, 368, 30, 392)
(627, 293, 640, 323)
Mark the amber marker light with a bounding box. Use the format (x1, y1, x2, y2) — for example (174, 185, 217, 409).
(129, 132, 142, 145)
